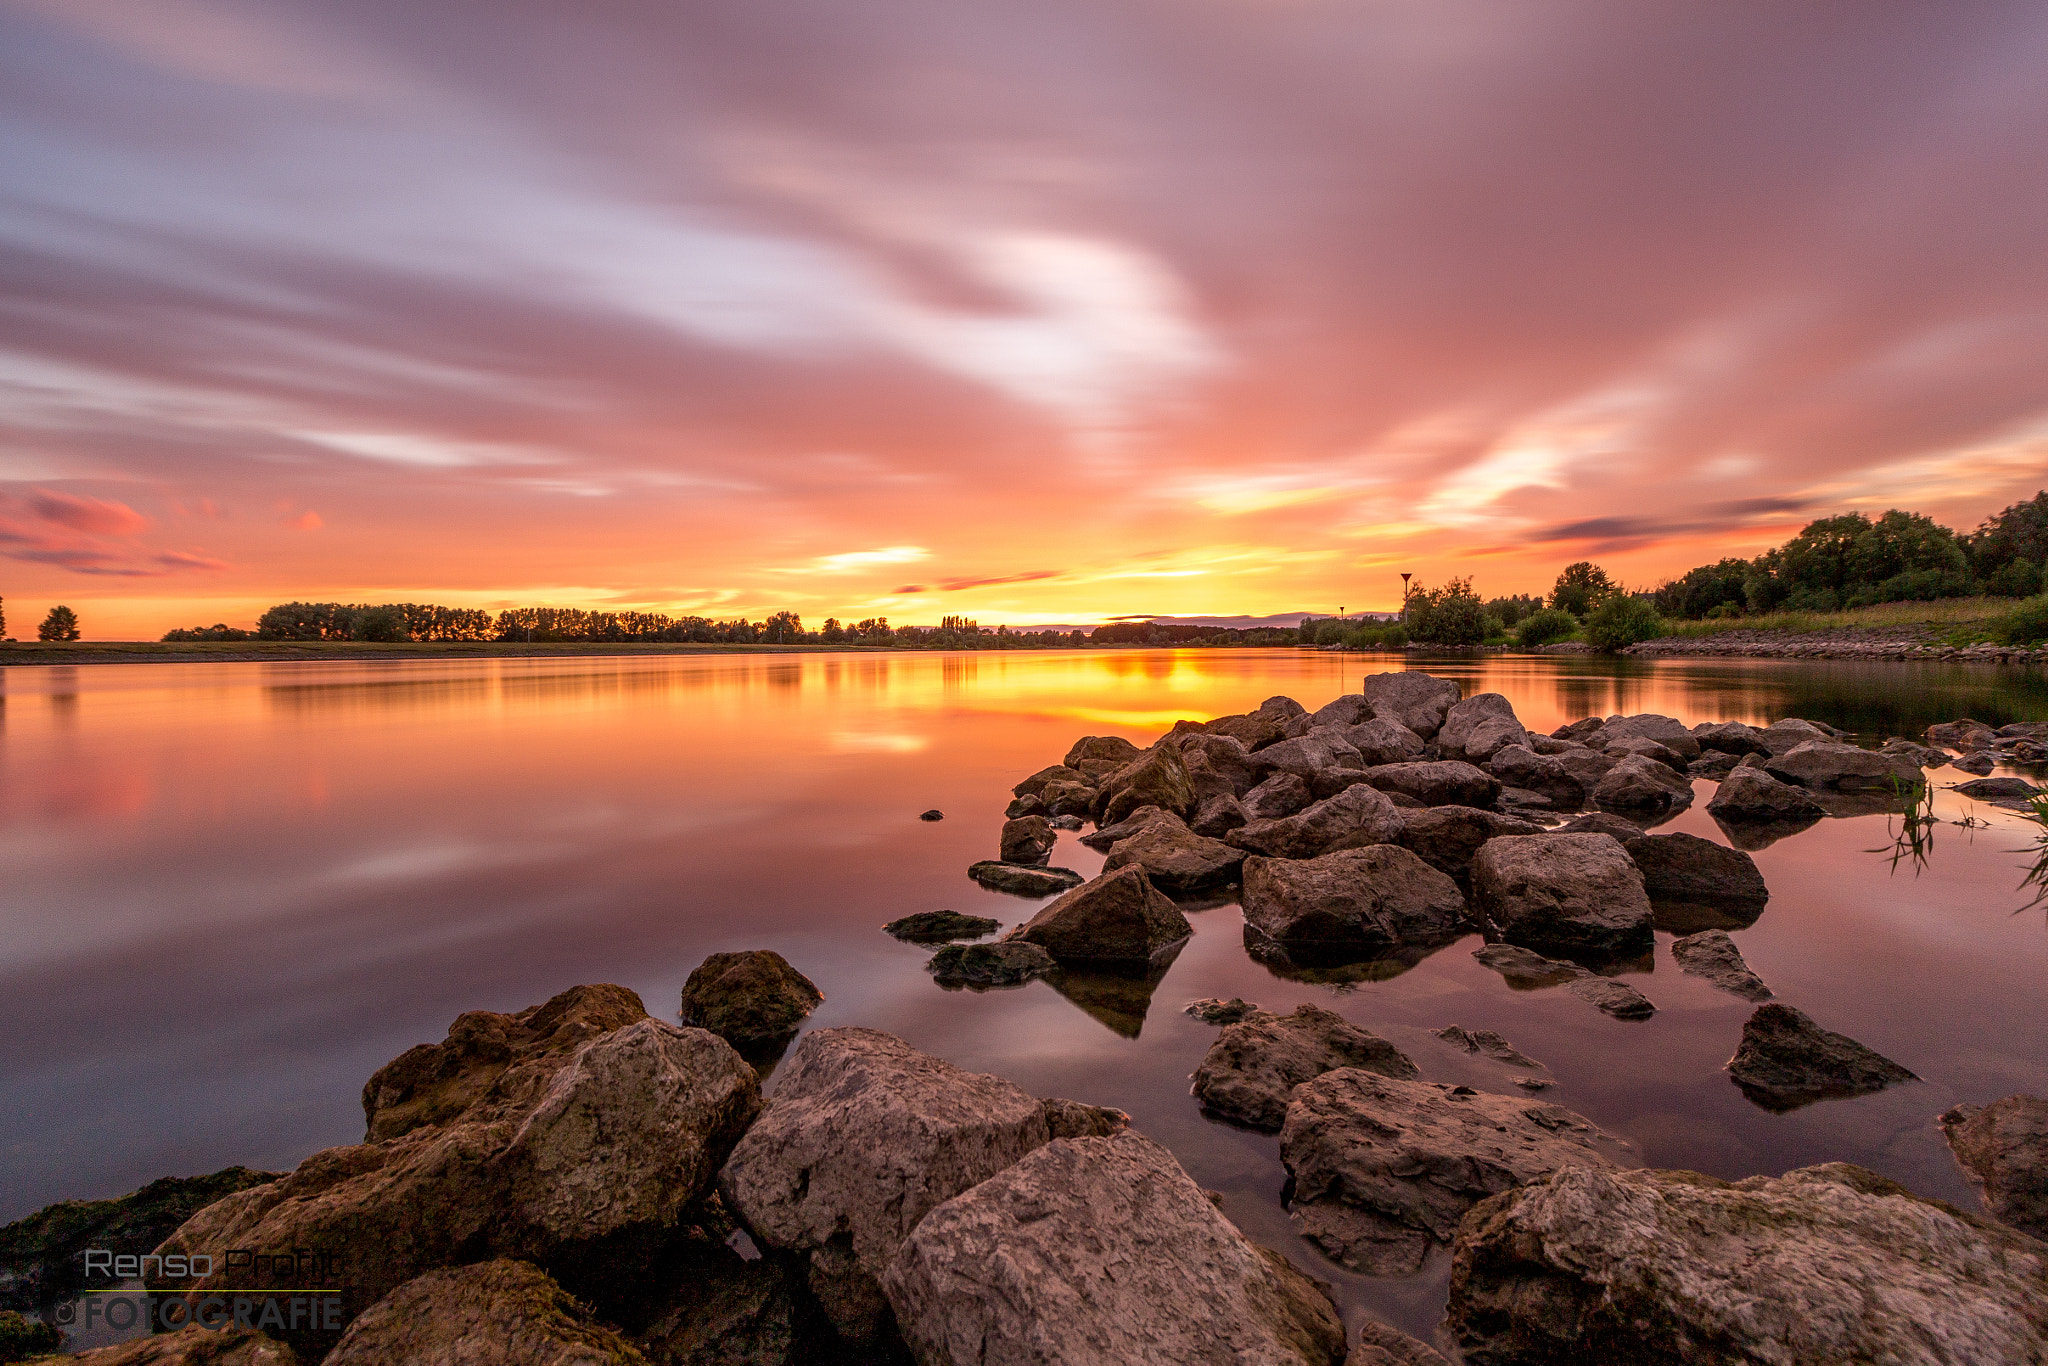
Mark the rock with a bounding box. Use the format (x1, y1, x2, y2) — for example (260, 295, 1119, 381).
(1206, 711, 1290, 751)
(1706, 763, 1827, 821)
(1619, 831, 1769, 907)
(1258, 694, 1309, 720)
(1185, 997, 1262, 1025)
(1758, 716, 1834, 755)
(1396, 806, 1544, 876)
(1079, 805, 1184, 851)
(1351, 1320, 1455, 1366)
(1363, 671, 1462, 740)
(1242, 771, 1315, 819)
(635, 1254, 799, 1366)
(1954, 777, 2042, 800)
(997, 815, 1057, 865)
(1189, 791, 1250, 838)
(679, 951, 823, 1048)
(1280, 1070, 1632, 1275)
(1691, 720, 1769, 755)
(1550, 811, 1645, 840)
(1471, 834, 1652, 954)
(1040, 1098, 1130, 1139)
(1038, 779, 1098, 818)
(882, 1129, 1347, 1366)
(1358, 761, 1502, 809)
(1441, 694, 1528, 764)
(1003, 865, 1191, 967)
(1687, 749, 1742, 778)
(1471, 942, 1587, 987)
(324, 1259, 647, 1365)
(1671, 929, 1772, 1000)
(1881, 738, 1951, 769)
(1954, 751, 1997, 775)
(1169, 731, 1262, 799)
(1003, 794, 1044, 819)
(0, 1166, 283, 1318)
(1525, 734, 1581, 756)
(719, 1028, 1051, 1343)
(966, 861, 1084, 897)
(1307, 693, 1372, 728)
(1726, 1003, 1917, 1110)
(884, 911, 1000, 942)
(1011, 764, 1084, 799)
(1928, 718, 2001, 749)
(1252, 731, 1367, 786)
(1227, 783, 1406, 860)
(1103, 821, 1247, 893)
(1065, 735, 1144, 769)
(1561, 976, 1657, 1020)
(1552, 746, 1618, 793)
(917, 809, 944, 822)
(59, 1326, 299, 1365)
(1445, 1162, 2048, 1366)
(1765, 740, 1923, 792)
(1432, 1026, 1543, 1070)
(1340, 717, 1428, 766)
(1193, 1004, 1419, 1131)
(1595, 714, 1701, 759)
(927, 941, 1057, 987)
(1099, 745, 1198, 825)
(1940, 1095, 2048, 1240)
(1486, 745, 1584, 807)
(1591, 754, 1693, 814)
(1551, 717, 1605, 742)
(159, 997, 760, 1338)
(1604, 736, 1690, 772)
(1240, 848, 1466, 948)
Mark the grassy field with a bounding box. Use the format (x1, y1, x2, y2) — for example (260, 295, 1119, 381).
(1649, 596, 2016, 642)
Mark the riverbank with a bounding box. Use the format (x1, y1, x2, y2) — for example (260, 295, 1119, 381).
(0, 640, 876, 666)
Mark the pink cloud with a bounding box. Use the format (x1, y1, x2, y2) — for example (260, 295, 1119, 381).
(33, 490, 149, 537)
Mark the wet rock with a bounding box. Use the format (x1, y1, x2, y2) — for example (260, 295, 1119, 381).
(1228, 783, 1406, 860)
(1594, 714, 1701, 759)
(1670, 929, 1772, 1000)
(325, 1259, 646, 1365)
(997, 815, 1058, 865)
(1706, 763, 1827, 821)
(719, 1028, 1050, 1343)
(1881, 738, 1951, 769)
(61, 1326, 299, 1365)
(1486, 745, 1584, 807)
(1003, 794, 1043, 819)
(1099, 745, 1198, 825)
(1340, 716, 1428, 766)
(1726, 1003, 1917, 1110)
(885, 911, 1000, 944)
(1103, 821, 1247, 892)
(1953, 751, 1997, 775)
(1620, 831, 1769, 906)
(1259, 694, 1309, 720)
(1954, 776, 2042, 801)
(1396, 806, 1544, 876)
(1048, 813, 1083, 830)
(1193, 1004, 1419, 1131)
(1433, 1026, 1542, 1069)
(1039, 779, 1099, 818)
(680, 952, 824, 1049)
(1040, 1098, 1129, 1139)
(1562, 976, 1657, 1020)
(1064, 735, 1144, 769)
(1241, 847, 1466, 948)
(927, 941, 1056, 987)
(1758, 716, 1835, 754)
(917, 809, 944, 822)
(1550, 811, 1646, 840)
(1471, 833, 1652, 954)
(1280, 1070, 1632, 1275)
(1079, 805, 1183, 851)
(1765, 740, 1923, 791)
(1470, 944, 1656, 1017)
(1185, 997, 1262, 1025)
(1687, 749, 1742, 778)
(1011, 764, 1084, 799)
(1358, 760, 1502, 809)
(1928, 718, 2000, 750)
(882, 1130, 1347, 1366)
(1440, 694, 1528, 764)
(1446, 1162, 2048, 1366)
(1003, 865, 1191, 967)
(1940, 1094, 2048, 1240)
(1071, 757, 1126, 785)
(1591, 754, 1694, 814)
(1604, 735, 1690, 772)
(1189, 791, 1250, 838)
(1242, 771, 1315, 819)
(1552, 745, 1618, 794)
(1362, 671, 1462, 740)
(1351, 1320, 1455, 1366)
(966, 861, 1084, 897)
(1691, 719, 1769, 755)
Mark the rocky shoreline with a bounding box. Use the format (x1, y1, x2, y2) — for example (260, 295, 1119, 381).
(4, 673, 2046, 1364)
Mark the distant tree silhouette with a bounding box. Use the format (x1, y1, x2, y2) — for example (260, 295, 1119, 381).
(39, 605, 81, 641)
(1549, 563, 1619, 618)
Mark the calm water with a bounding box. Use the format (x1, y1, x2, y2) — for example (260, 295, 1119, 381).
(4, 650, 2047, 1340)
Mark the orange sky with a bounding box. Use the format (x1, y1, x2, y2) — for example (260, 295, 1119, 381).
(2, 0, 2046, 639)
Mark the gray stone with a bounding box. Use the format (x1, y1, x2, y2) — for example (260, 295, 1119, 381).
(1340, 717, 1428, 767)
(1362, 671, 1462, 739)
(1552, 745, 1618, 794)
(1759, 717, 1835, 755)
(1940, 1094, 2048, 1240)
(1604, 736, 1690, 772)
(1562, 976, 1656, 1020)
(1171, 731, 1262, 799)
(1486, 745, 1584, 807)
(1280, 1070, 1632, 1275)
(1240, 847, 1466, 947)
(1252, 731, 1367, 785)
(1041, 1097, 1130, 1139)
(1433, 1026, 1543, 1070)
(1099, 745, 1199, 824)
(1551, 811, 1646, 840)
(1765, 740, 1923, 792)
(1954, 777, 2042, 801)
(1103, 821, 1247, 893)
(998, 815, 1057, 865)
(1928, 718, 2000, 750)
(325, 1260, 648, 1366)
(1954, 751, 1997, 775)
(1037, 779, 1098, 818)
(1012, 764, 1085, 799)
(1065, 735, 1144, 769)
(1471, 834, 1653, 954)
(1193, 1003, 1419, 1131)
(1190, 792, 1251, 838)
(1692, 720, 1769, 756)
(1185, 997, 1262, 1025)
(1441, 694, 1527, 764)
(1397, 806, 1544, 876)
(1206, 710, 1290, 752)
(1881, 738, 1951, 769)
(1671, 929, 1772, 1000)
(1080, 805, 1185, 851)
(1004, 794, 1044, 819)
(1726, 1003, 1917, 1110)
(1004, 865, 1191, 966)
(1358, 760, 1502, 809)
(1308, 693, 1373, 729)
(1242, 771, 1315, 820)
(1620, 831, 1769, 907)
(1706, 764, 1826, 821)
(1592, 754, 1693, 814)
(1688, 750, 1742, 778)
(1595, 714, 1701, 759)
(927, 941, 1057, 987)
(1228, 783, 1406, 860)
(885, 911, 1001, 942)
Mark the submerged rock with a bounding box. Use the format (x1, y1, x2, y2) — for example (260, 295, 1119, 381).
(997, 815, 1057, 865)
(1726, 1003, 1917, 1110)
(927, 941, 1057, 987)
(1184, 997, 1262, 1025)
(1446, 1162, 2048, 1366)
(1940, 1094, 2048, 1240)
(1620, 831, 1769, 908)
(1193, 1003, 1418, 1131)
(882, 1130, 1347, 1366)
(1432, 1025, 1543, 1070)
(884, 910, 999, 942)
(1470, 944, 1655, 1018)
(966, 861, 1084, 897)
(1228, 782, 1406, 860)
(1396, 806, 1544, 876)
(1280, 1070, 1632, 1275)
(1671, 928, 1773, 1000)
(1241, 847, 1466, 948)
(1362, 671, 1461, 740)
(1102, 821, 1247, 892)
(1706, 763, 1828, 821)
(1003, 865, 1191, 967)
(325, 1259, 646, 1365)
(680, 951, 823, 1048)
(1953, 776, 2042, 801)
(1471, 833, 1653, 954)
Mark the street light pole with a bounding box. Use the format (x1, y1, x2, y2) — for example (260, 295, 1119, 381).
(1399, 572, 1412, 621)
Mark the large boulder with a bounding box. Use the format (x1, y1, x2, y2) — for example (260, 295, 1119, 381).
(1340, 717, 1428, 766)
(1168, 731, 1261, 798)
(1252, 731, 1366, 785)
(1192, 1004, 1418, 1131)
(1362, 671, 1462, 739)
(1595, 714, 1700, 759)
(1011, 764, 1085, 799)
(1308, 693, 1373, 729)
(1242, 772, 1315, 820)
(1036, 779, 1097, 818)
(679, 951, 823, 1050)
(1280, 1070, 1632, 1275)
(1240, 848, 1466, 948)
(1619, 831, 1769, 908)
(1227, 783, 1406, 860)
(1079, 805, 1184, 851)
(1552, 746, 1618, 794)
(998, 815, 1058, 865)
(1759, 717, 1836, 755)
(1190, 792, 1250, 838)
(1765, 740, 1923, 792)
(718, 1029, 1051, 1342)
(1603, 736, 1690, 773)
(1003, 865, 1191, 966)
(1940, 1094, 2048, 1240)
(1592, 754, 1693, 814)
(1206, 711, 1290, 751)
(1706, 763, 1826, 821)
(1726, 1003, 1917, 1111)
(1396, 807, 1545, 876)
(324, 1260, 647, 1365)
(1486, 746, 1584, 808)
(1692, 719, 1770, 755)
(881, 1130, 1347, 1366)
(1358, 761, 1501, 809)
(1470, 834, 1653, 954)
(1102, 821, 1247, 893)
(1446, 1162, 2048, 1366)
(1099, 746, 1198, 824)
(1065, 735, 1143, 770)
(1671, 929, 1773, 1000)
(1440, 694, 1527, 764)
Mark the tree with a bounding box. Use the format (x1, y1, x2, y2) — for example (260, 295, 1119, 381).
(1654, 559, 1750, 619)
(39, 605, 81, 641)
(1967, 491, 2048, 578)
(1406, 578, 1488, 646)
(761, 610, 803, 643)
(1549, 562, 1619, 617)
(1583, 595, 1664, 652)
(0, 595, 6, 638)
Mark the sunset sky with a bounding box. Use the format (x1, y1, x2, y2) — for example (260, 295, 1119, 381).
(3, 1, 2046, 638)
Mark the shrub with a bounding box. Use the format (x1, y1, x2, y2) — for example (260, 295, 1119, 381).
(1583, 595, 1665, 652)
(1996, 594, 2048, 647)
(1986, 558, 2043, 598)
(1406, 578, 1488, 646)
(1514, 608, 1578, 647)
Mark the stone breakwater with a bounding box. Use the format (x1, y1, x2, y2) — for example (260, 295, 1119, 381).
(1608, 625, 2044, 664)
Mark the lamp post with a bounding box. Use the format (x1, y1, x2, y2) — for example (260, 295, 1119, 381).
(1399, 573, 1412, 621)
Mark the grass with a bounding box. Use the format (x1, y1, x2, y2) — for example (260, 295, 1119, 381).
(1651, 596, 2017, 643)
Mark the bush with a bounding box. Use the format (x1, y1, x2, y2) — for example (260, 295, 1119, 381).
(162, 623, 254, 642)
(1406, 578, 1488, 646)
(1583, 595, 1665, 652)
(1996, 594, 2048, 647)
(1986, 558, 2043, 598)
(1514, 608, 1578, 647)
